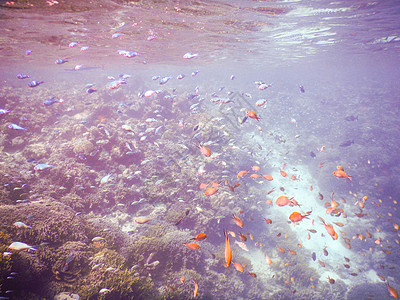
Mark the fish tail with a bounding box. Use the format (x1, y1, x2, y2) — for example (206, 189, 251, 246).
(347, 175, 352, 181)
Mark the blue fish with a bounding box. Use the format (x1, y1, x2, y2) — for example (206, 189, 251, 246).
(159, 76, 172, 85)
(43, 97, 64, 106)
(34, 163, 56, 171)
(55, 58, 68, 64)
(80, 46, 89, 51)
(62, 253, 74, 272)
(16, 74, 31, 79)
(117, 50, 140, 58)
(86, 87, 96, 94)
(68, 41, 78, 48)
(25, 50, 32, 55)
(8, 124, 25, 130)
(28, 81, 44, 87)
(0, 109, 11, 115)
(112, 33, 125, 38)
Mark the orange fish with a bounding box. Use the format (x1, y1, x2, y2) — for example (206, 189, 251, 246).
(204, 187, 218, 196)
(197, 144, 211, 157)
(319, 216, 338, 240)
(265, 253, 272, 265)
(232, 262, 244, 272)
(276, 196, 299, 207)
(199, 183, 209, 190)
(264, 218, 272, 224)
(277, 247, 285, 253)
(386, 282, 399, 299)
(191, 233, 207, 241)
(280, 170, 287, 177)
(309, 185, 313, 191)
(246, 110, 261, 121)
(289, 250, 297, 255)
(291, 175, 298, 181)
(180, 276, 185, 283)
(267, 188, 275, 194)
(238, 233, 247, 242)
(183, 243, 200, 250)
(223, 229, 231, 268)
(333, 222, 344, 227)
(333, 170, 352, 180)
(289, 212, 310, 223)
(319, 162, 324, 168)
(250, 174, 260, 179)
(248, 272, 257, 277)
(211, 181, 221, 188)
(262, 174, 273, 181)
(237, 170, 249, 178)
(193, 280, 199, 297)
(251, 165, 261, 171)
(275, 196, 291, 206)
(233, 214, 244, 228)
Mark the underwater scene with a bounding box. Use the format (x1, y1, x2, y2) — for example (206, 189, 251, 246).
(1, 0, 400, 299)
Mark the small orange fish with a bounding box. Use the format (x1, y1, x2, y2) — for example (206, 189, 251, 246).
(237, 170, 249, 178)
(180, 276, 185, 283)
(289, 212, 310, 223)
(193, 280, 199, 297)
(275, 196, 292, 207)
(280, 170, 287, 177)
(333, 222, 344, 227)
(262, 174, 273, 181)
(386, 282, 399, 299)
(204, 187, 218, 196)
(266, 188, 275, 194)
(246, 110, 261, 121)
(233, 214, 244, 228)
(309, 185, 313, 191)
(318, 260, 326, 267)
(248, 272, 257, 277)
(319, 216, 338, 240)
(199, 183, 209, 190)
(377, 274, 385, 281)
(191, 233, 207, 241)
(265, 253, 272, 265)
(291, 175, 298, 181)
(289, 250, 297, 255)
(251, 165, 261, 171)
(223, 229, 232, 268)
(232, 262, 244, 272)
(197, 144, 211, 157)
(264, 218, 272, 224)
(277, 247, 285, 253)
(238, 233, 247, 242)
(250, 174, 260, 179)
(333, 169, 352, 180)
(183, 243, 200, 250)
(211, 181, 221, 188)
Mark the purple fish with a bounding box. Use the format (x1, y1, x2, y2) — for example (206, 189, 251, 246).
(43, 97, 64, 106)
(55, 58, 68, 64)
(28, 81, 44, 87)
(16, 74, 31, 79)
